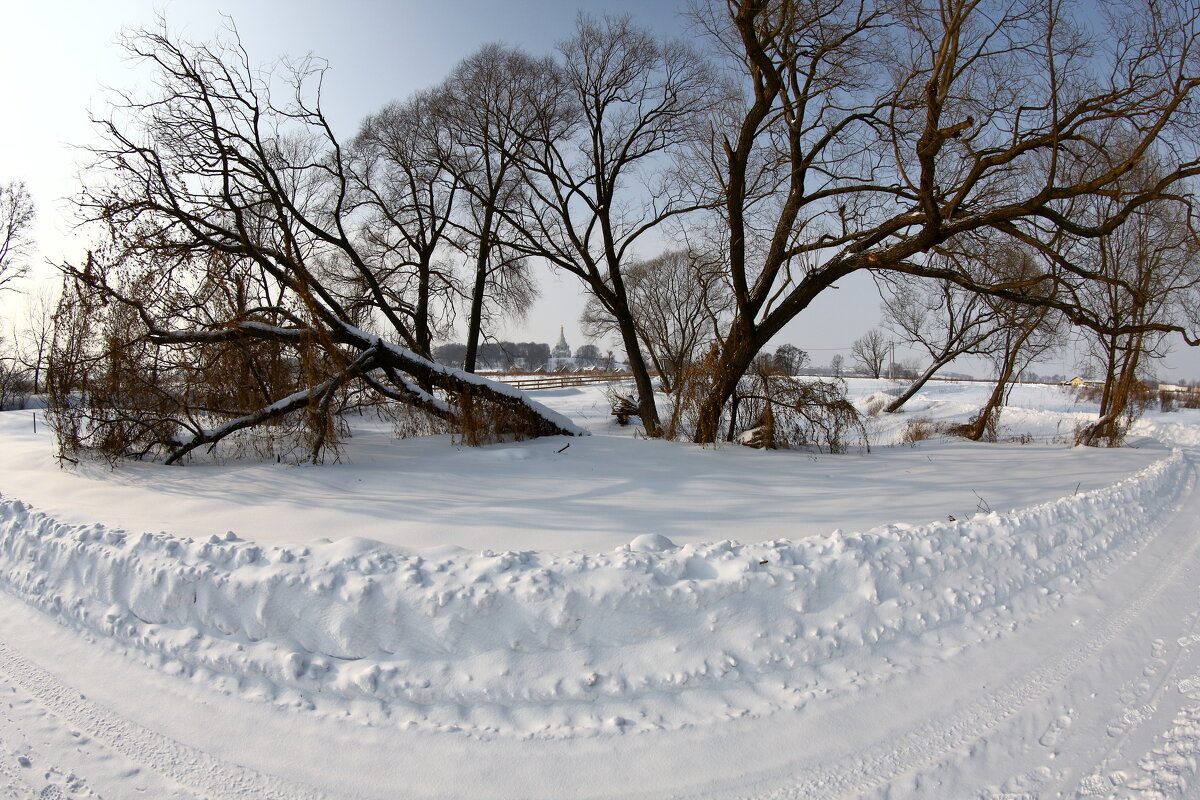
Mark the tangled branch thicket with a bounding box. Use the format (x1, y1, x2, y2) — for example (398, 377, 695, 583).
(49, 251, 365, 465)
(667, 351, 867, 453)
(733, 373, 868, 454)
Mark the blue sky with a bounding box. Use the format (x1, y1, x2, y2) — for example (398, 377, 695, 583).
(2, 1, 1195, 380)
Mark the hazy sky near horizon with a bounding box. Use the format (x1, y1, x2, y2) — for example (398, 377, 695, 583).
(2, 1, 1197, 380)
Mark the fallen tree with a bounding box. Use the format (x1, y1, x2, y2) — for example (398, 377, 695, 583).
(48, 25, 583, 465)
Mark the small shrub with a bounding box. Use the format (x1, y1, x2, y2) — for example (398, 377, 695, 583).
(603, 382, 640, 426)
(900, 416, 944, 444)
(1159, 390, 1177, 413)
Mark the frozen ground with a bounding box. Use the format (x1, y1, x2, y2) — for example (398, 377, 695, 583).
(0, 378, 1198, 798)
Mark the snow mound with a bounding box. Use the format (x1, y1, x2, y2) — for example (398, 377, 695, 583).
(0, 448, 1187, 738)
(628, 533, 677, 552)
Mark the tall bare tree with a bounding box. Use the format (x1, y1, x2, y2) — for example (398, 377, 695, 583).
(958, 247, 1063, 441)
(0, 181, 34, 295)
(50, 24, 581, 466)
(440, 45, 548, 373)
(500, 15, 716, 436)
(12, 285, 56, 394)
(878, 261, 1008, 411)
(683, 0, 1200, 443)
(350, 91, 462, 360)
(830, 353, 845, 377)
(1072, 194, 1200, 445)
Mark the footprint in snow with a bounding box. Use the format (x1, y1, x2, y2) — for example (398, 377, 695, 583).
(1106, 703, 1155, 737)
(1177, 672, 1200, 697)
(1039, 713, 1072, 747)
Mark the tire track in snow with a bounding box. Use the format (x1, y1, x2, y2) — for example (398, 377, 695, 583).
(1086, 594, 1200, 798)
(775, 452, 1200, 799)
(1073, 587, 1200, 796)
(0, 637, 331, 800)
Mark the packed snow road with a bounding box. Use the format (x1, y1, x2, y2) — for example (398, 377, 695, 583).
(0, 381, 1198, 798)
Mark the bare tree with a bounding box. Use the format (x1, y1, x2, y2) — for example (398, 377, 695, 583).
(830, 353, 844, 377)
(957, 249, 1063, 441)
(850, 328, 888, 379)
(1072, 193, 1200, 445)
(440, 45, 547, 373)
(0, 181, 34, 294)
(773, 343, 808, 375)
(878, 261, 1008, 411)
(574, 343, 602, 365)
(682, 0, 1200, 443)
(50, 24, 581, 466)
(0, 339, 28, 410)
(12, 285, 57, 394)
(580, 248, 730, 393)
(349, 91, 461, 360)
(500, 15, 716, 436)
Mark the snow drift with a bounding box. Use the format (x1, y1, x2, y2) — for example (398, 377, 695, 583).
(0, 447, 1188, 738)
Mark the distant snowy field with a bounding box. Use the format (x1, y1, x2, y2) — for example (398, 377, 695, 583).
(0, 377, 1198, 799)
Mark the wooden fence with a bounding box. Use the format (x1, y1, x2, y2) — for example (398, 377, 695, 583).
(493, 371, 633, 391)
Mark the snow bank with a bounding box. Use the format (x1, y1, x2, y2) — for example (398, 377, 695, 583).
(0, 448, 1187, 737)
(1134, 415, 1200, 447)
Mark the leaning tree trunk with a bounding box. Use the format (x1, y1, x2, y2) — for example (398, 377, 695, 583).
(47, 274, 588, 467)
(962, 368, 1011, 441)
(157, 334, 585, 464)
(962, 326, 1037, 442)
(884, 357, 952, 413)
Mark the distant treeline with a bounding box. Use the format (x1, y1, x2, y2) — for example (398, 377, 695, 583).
(433, 341, 612, 371)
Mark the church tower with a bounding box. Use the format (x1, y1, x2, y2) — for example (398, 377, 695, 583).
(552, 325, 571, 360)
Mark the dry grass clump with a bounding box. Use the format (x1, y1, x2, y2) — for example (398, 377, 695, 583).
(863, 396, 887, 417)
(384, 401, 450, 440)
(899, 416, 949, 444)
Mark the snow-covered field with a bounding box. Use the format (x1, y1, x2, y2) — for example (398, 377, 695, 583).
(0, 377, 1198, 799)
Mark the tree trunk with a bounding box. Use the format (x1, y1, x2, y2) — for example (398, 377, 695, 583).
(463, 207, 494, 374)
(693, 320, 760, 444)
(1078, 334, 1144, 446)
(962, 368, 1011, 441)
(884, 358, 951, 413)
(613, 312, 663, 437)
(962, 326, 1036, 441)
